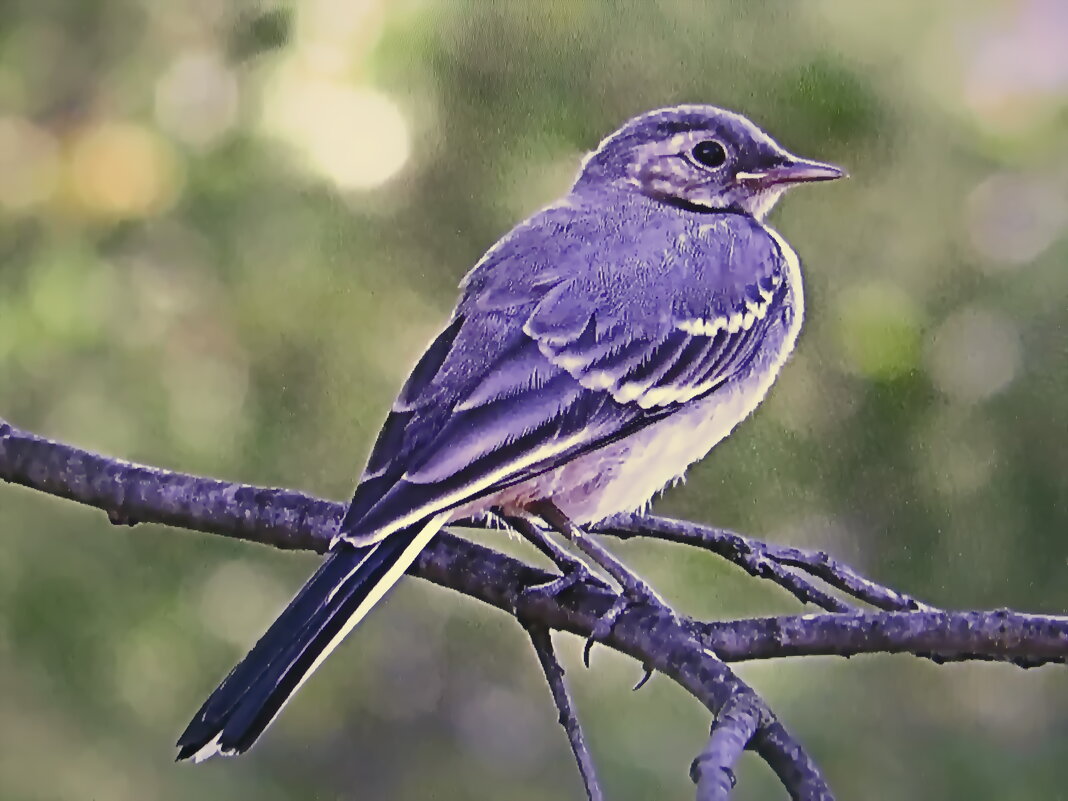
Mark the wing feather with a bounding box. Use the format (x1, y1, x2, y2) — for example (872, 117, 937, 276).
(341, 207, 795, 544)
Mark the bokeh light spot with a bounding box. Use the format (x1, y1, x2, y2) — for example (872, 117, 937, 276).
(916, 411, 999, 499)
(262, 77, 410, 190)
(0, 116, 60, 211)
(67, 121, 181, 220)
(834, 282, 923, 381)
(966, 172, 1068, 270)
(962, 0, 1068, 133)
(454, 685, 550, 775)
(155, 51, 240, 149)
(163, 350, 250, 458)
(196, 561, 290, 648)
(925, 306, 1021, 403)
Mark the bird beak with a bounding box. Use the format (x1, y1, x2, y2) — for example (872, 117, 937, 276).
(735, 158, 847, 190)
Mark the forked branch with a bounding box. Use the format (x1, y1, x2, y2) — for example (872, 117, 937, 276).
(2, 417, 1064, 800)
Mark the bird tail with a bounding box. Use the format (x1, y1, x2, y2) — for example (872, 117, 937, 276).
(176, 512, 448, 762)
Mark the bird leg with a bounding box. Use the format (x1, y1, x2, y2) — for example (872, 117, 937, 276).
(530, 500, 663, 604)
(529, 500, 670, 666)
(499, 512, 610, 598)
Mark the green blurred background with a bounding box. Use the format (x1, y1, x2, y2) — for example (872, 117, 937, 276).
(1, 1, 1066, 798)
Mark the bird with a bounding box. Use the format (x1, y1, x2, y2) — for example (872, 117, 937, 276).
(177, 104, 843, 761)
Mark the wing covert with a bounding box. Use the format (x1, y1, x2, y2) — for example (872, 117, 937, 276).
(528, 214, 790, 410)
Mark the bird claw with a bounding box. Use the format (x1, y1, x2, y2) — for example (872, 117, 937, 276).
(583, 583, 672, 668)
(632, 666, 655, 691)
(518, 562, 611, 609)
(520, 572, 583, 604)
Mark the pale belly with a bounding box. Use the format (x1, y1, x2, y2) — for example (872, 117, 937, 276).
(483, 339, 795, 524)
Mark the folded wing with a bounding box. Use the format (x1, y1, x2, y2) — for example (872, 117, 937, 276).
(341, 209, 793, 543)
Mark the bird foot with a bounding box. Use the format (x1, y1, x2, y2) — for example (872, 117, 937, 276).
(518, 562, 612, 609)
(583, 583, 670, 668)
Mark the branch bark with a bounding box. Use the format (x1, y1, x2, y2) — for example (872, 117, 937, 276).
(2, 417, 1065, 799)
(691, 694, 761, 801)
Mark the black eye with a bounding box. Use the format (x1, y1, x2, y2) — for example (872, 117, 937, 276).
(691, 140, 727, 169)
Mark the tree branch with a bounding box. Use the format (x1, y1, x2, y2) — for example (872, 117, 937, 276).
(3, 416, 1064, 799)
(524, 624, 603, 801)
(698, 610, 1067, 667)
(0, 417, 835, 798)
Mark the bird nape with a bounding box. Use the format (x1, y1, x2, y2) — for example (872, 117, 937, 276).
(177, 104, 844, 760)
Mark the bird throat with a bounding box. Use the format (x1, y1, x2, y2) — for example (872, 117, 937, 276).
(741, 186, 788, 221)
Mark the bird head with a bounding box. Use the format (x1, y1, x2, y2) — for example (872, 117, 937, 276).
(574, 105, 844, 220)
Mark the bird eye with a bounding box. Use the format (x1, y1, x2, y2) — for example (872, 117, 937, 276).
(691, 140, 728, 169)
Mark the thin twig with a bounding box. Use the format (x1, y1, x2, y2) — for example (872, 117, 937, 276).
(690, 694, 761, 801)
(524, 624, 604, 801)
(758, 542, 933, 612)
(595, 515, 851, 611)
(597, 514, 930, 612)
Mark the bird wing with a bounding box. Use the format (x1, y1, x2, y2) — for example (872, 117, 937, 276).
(341, 206, 794, 543)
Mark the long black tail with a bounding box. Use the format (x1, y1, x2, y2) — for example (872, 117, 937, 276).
(177, 515, 445, 761)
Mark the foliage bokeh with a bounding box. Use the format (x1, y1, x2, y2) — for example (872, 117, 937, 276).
(1, 1, 1065, 799)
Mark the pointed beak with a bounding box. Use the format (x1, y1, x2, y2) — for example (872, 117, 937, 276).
(735, 157, 847, 190)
